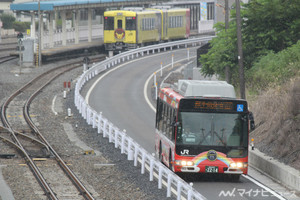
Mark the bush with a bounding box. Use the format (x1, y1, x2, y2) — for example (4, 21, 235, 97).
(0, 13, 16, 29)
(13, 21, 31, 32)
(247, 41, 300, 92)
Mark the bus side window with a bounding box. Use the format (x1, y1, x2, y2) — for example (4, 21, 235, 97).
(157, 99, 164, 131)
(171, 109, 176, 141)
(162, 103, 167, 134)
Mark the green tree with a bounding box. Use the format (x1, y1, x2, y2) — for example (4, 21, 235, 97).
(0, 13, 16, 29)
(200, 22, 239, 84)
(199, 0, 300, 87)
(242, 0, 300, 69)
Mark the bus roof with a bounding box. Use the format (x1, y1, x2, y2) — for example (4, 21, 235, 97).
(161, 80, 236, 100)
(177, 80, 236, 98)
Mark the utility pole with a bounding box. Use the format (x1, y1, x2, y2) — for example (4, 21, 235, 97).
(235, 0, 245, 99)
(38, 0, 42, 67)
(224, 0, 231, 83)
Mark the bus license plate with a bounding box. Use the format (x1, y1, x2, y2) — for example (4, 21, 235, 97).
(205, 166, 218, 173)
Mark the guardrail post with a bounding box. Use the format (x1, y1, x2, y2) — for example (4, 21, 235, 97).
(97, 112, 102, 134)
(127, 139, 134, 160)
(147, 50, 149, 55)
(109, 124, 113, 143)
(114, 129, 119, 148)
(103, 119, 107, 138)
(167, 173, 172, 197)
(187, 48, 190, 61)
(141, 152, 146, 174)
(121, 129, 126, 154)
(158, 166, 163, 189)
(134, 144, 138, 166)
(177, 182, 182, 200)
(82, 103, 87, 119)
(149, 159, 154, 181)
(160, 62, 163, 77)
(92, 111, 97, 128)
(188, 189, 193, 200)
(152, 49, 155, 54)
(87, 107, 92, 125)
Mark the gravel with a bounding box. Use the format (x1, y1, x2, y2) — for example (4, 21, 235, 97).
(0, 53, 174, 199)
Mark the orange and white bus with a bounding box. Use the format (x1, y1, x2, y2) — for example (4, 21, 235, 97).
(155, 80, 254, 180)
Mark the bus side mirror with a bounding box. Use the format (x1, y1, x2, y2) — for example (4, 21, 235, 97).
(173, 122, 180, 127)
(250, 120, 255, 131)
(249, 112, 255, 131)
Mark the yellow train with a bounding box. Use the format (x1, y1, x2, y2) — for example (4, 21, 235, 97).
(104, 7, 190, 51)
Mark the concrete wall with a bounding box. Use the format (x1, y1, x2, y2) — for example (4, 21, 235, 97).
(249, 149, 300, 193)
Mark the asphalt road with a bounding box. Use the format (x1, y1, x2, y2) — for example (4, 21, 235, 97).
(86, 48, 283, 200)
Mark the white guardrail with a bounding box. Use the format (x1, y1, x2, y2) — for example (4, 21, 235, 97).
(74, 36, 214, 200)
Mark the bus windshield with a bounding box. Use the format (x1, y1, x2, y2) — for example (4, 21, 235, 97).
(176, 112, 248, 156)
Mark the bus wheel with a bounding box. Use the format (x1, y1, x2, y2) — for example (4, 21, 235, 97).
(231, 174, 240, 182)
(169, 151, 173, 171)
(159, 143, 163, 163)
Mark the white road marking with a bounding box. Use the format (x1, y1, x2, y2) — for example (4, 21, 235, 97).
(143, 56, 196, 112)
(242, 175, 286, 200)
(85, 49, 191, 104)
(51, 95, 58, 115)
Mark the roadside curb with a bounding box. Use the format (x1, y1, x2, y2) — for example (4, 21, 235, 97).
(249, 149, 300, 194)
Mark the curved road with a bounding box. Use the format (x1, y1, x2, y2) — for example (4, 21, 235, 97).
(86, 48, 284, 200)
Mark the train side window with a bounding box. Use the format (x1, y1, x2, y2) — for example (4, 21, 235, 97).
(104, 17, 114, 30)
(118, 20, 122, 29)
(126, 17, 136, 30)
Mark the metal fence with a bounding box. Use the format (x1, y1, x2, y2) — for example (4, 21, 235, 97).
(74, 37, 214, 200)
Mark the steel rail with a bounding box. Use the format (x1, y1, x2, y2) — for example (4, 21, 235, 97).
(0, 55, 17, 64)
(23, 64, 95, 200)
(0, 57, 103, 200)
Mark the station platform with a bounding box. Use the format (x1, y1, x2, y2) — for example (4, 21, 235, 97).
(41, 40, 104, 57)
(11, 39, 105, 62)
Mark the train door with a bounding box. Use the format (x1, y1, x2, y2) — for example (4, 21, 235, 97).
(115, 16, 125, 41)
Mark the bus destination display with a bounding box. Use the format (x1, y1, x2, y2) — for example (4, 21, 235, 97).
(179, 99, 247, 113)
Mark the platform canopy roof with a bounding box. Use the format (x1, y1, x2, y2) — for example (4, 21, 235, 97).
(10, 0, 160, 11)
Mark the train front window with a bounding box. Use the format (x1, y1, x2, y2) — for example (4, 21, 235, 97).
(126, 17, 136, 30)
(176, 112, 248, 148)
(118, 20, 122, 29)
(104, 17, 114, 30)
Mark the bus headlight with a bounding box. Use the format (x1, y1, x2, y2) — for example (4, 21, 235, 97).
(176, 160, 194, 166)
(230, 162, 244, 168)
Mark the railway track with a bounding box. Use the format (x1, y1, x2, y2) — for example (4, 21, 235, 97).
(0, 57, 104, 200)
(0, 55, 18, 64)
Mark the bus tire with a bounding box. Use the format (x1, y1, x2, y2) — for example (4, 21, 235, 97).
(231, 174, 240, 182)
(169, 151, 173, 171)
(159, 143, 163, 163)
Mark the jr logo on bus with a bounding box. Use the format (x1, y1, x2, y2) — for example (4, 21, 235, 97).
(181, 149, 189, 155)
(114, 28, 125, 39)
